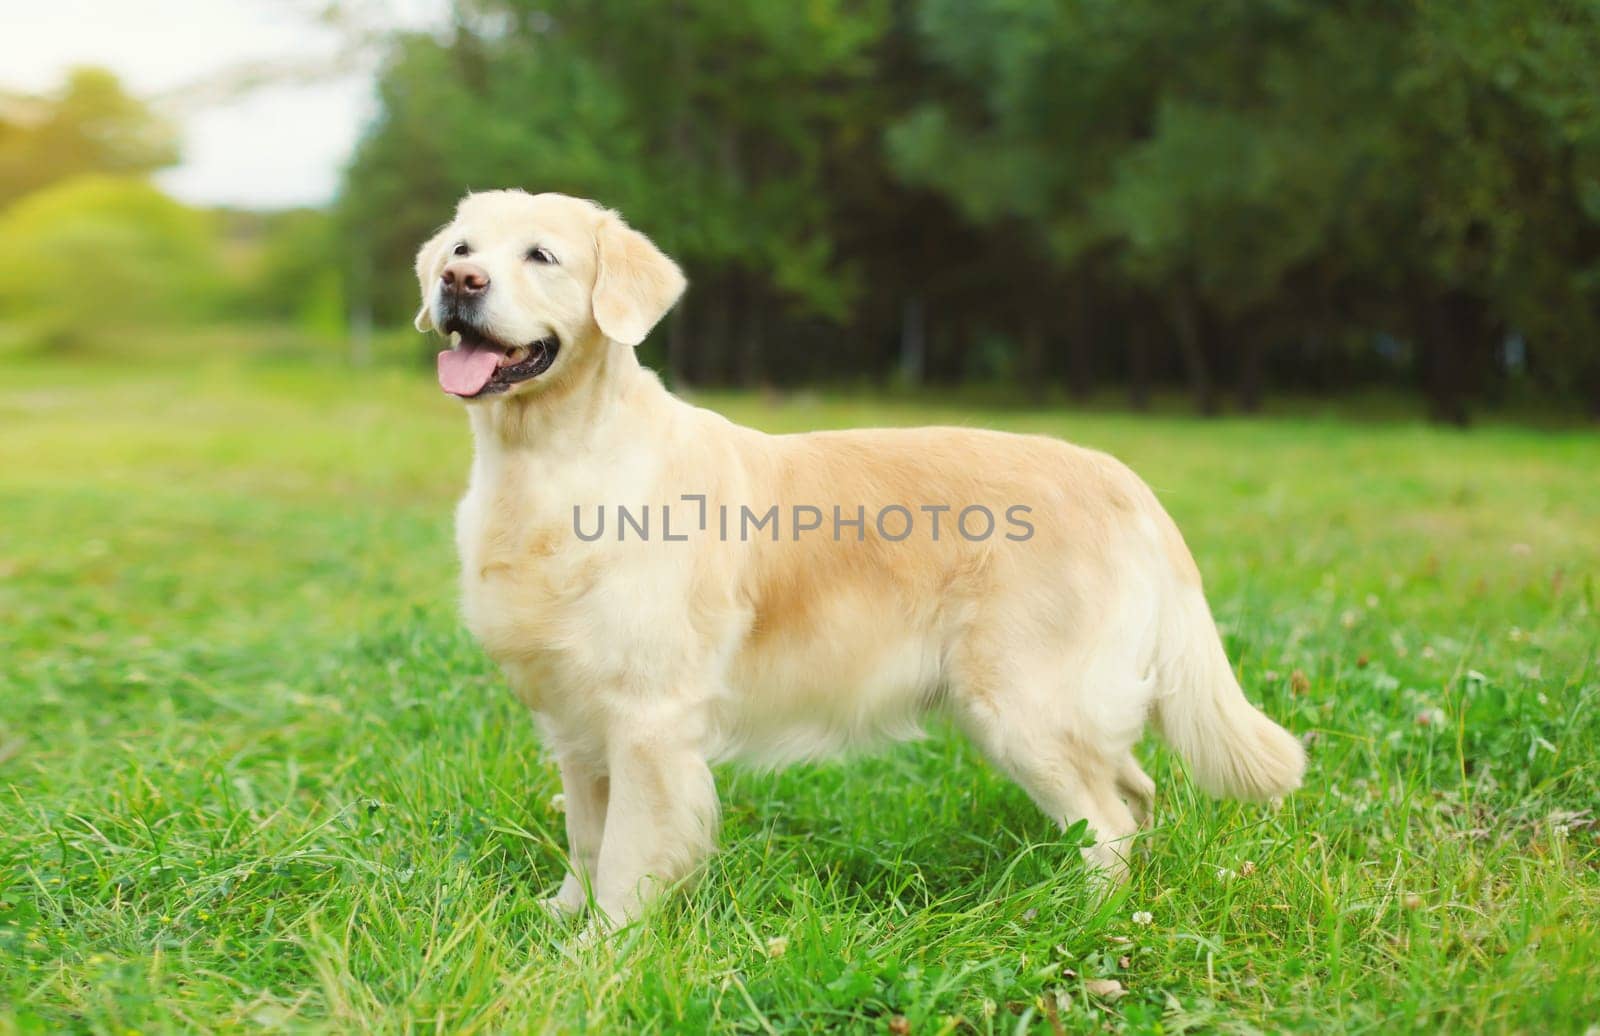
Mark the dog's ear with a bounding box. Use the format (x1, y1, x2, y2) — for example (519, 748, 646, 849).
(413, 226, 453, 332)
(592, 213, 686, 346)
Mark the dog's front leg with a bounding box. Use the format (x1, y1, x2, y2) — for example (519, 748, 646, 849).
(587, 720, 718, 932)
(545, 752, 609, 917)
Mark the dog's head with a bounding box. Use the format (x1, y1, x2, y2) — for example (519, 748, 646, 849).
(414, 190, 685, 401)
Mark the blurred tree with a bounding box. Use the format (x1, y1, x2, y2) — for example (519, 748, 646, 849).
(1407, 0, 1600, 420)
(339, 0, 890, 382)
(892, 1, 1388, 412)
(0, 176, 223, 348)
(894, 0, 1600, 419)
(247, 208, 346, 336)
(0, 68, 180, 207)
(336, 0, 1600, 417)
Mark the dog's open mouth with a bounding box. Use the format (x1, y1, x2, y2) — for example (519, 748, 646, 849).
(436, 320, 560, 398)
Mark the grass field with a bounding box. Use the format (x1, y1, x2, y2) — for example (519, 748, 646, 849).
(2, 355, 1597, 1034)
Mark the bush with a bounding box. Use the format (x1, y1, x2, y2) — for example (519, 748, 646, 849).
(0, 175, 225, 350)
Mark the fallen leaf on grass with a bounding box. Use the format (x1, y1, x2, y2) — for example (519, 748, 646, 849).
(1084, 978, 1125, 1002)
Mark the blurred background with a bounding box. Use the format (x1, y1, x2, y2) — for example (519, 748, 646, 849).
(4, 0, 1600, 422)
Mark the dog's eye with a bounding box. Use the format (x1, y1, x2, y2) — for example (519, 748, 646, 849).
(526, 246, 557, 265)
(452, 242, 470, 256)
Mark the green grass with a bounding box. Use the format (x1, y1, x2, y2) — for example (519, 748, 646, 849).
(2, 354, 1597, 1034)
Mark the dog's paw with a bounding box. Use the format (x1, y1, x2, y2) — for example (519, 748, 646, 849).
(561, 914, 623, 954)
(571, 918, 607, 948)
(540, 873, 591, 920)
(1081, 843, 1133, 901)
(540, 894, 583, 920)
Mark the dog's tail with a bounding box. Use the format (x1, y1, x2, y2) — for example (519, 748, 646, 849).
(1150, 582, 1305, 802)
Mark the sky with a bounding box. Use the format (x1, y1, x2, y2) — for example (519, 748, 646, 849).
(6, 0, 445, 209)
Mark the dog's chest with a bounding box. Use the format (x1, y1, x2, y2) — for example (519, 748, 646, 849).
(451, 451, 686, 705)
(453, 472, 594, 667)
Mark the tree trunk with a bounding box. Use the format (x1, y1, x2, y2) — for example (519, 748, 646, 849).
(1171, 284, 1219, 416)
(1066, 276, 1095, 400)
(666, 303, 689, 388)
(348, 250, 373, 368)
(1237, 329, 1264, 413)
(703, 284, 732, 386)
(739, 283, 764, 388)
(933, 316, 966, 386)
(1423, 341, 1469, 426)
(1420, 291, 1477, 427)
(898, 294, 926, 386)
(1020, 317, 1046, 402)
(1128, 319, 1151, 411)
(1581, 305, 1600, 421)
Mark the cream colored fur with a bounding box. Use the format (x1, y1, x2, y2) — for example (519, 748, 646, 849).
(415, 190, 1305, 934)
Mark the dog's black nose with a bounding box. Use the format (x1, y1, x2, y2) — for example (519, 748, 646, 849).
(441, 261, 490, 296)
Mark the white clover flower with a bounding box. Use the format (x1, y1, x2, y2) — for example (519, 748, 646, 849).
(1416, 707, 1447, 727)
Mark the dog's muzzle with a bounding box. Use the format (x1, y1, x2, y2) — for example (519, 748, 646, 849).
(435, 318, 560, 398)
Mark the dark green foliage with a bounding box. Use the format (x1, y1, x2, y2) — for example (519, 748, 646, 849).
(337, 0, 1600, 419)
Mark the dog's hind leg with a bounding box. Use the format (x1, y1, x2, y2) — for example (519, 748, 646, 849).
(952, 691, 1140, 885)
(946, 612, 1154, 887)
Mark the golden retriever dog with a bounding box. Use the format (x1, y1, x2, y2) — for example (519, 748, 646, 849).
(414, 189, 1304, 933)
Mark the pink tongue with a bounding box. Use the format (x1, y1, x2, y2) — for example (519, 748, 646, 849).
(437, 346, 500, 397)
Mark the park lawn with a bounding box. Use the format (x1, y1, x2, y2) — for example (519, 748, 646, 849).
(1, 355, 1597, 1034)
